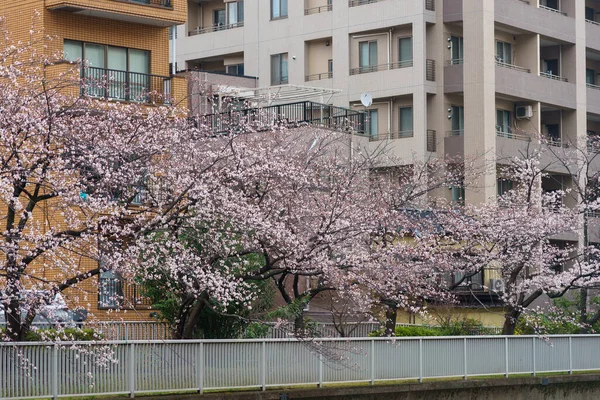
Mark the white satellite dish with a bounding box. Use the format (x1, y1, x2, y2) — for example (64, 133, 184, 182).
(360, 92, 373, 108)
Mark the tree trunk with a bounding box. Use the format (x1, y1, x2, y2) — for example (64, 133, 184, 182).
(294, 314, 305, 334)
(502, 309, 520, 335)
(5, 275, 24, 341)
(579, 288, 589, 333)
(384, 305, 397, 337)
(172, 299, 206, 339)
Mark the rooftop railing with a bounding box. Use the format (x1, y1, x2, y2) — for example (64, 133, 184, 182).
(305, 4, 332, 15)
(188, 21, 244, 36)
(349, 60, 413, 75)
(82, 66, 172, 105)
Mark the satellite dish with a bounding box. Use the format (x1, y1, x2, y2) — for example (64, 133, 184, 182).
(360, 92, 373, 108)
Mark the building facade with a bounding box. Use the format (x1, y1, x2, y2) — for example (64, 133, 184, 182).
(0, 0, 187, 321)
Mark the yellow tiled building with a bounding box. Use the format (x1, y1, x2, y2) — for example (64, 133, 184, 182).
(0, 0, 187, 322)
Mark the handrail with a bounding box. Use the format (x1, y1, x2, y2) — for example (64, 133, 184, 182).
(369, 130, 414, 141)
(305, 72, 333, 81)
(446, 129, 464, 137)
(586, 19, 600, 26)
(349, 60, 413, 75)
(496, 130, 532, 142)
(540, 71, 568, 82)
(188, 21, 244, 36)
(446, 58, 463, 66)
(587, 83, 600, 90)
(539, 4, 567, 16)
(305, 4, 332, 15)
(496, 60, 530, 73)
(349, 0, 385, 7)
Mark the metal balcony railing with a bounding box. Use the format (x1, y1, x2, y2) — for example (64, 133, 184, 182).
(446, 58, 463, 66)
(305, 4, 332, 15)
(495, 60, 530, 73)
(427, 129, 437, 152)
(425, 0, 435, 11)
(539, 4, 567, 16)
(496, 130, 532, 142)
(305, 72, 333, 81)
(587, 83, 600, 90)
(586, 19, 600, 25)
(188, 21, 244, 36)
(349, 60, 413, 75)
(82, 66, 172, 105)
(197, 101, 367, 136)
(446, 129, 464, 136)
(369, 130, 414, 141)
(426, 59, 436, 81)
(129, 0, 172, 7)
(348, 0, 385, 6)
(540, 71, 568, 82)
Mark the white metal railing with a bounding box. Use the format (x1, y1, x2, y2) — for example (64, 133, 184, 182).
(446, 58, 463, 66)
(305, 4, 333, 15)
(446, 129, 464, 136)
(3, 335, 600, 399)
(540, 71, 568, 82)
(349, 0, 385, 7)
(587, 83, 600, 90)
(305, 72, 333, 81)
(188, 22, 244, 36)
(496, 60, 531, 73)
(369, 131, 414, 141)
(586, 18, 600, 26)
(349, 60, 413, 75)
(496, 130, 532, 142)
(83, 321, 172, 340)
(538, 4, 567, 15)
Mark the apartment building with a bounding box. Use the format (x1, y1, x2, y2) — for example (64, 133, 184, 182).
(0, 0, 187, 321)
(174, 0, 600, 324)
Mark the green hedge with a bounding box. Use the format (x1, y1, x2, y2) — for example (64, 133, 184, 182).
(1, 327, 103, 341)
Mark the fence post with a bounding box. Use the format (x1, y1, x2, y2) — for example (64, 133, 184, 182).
(568, 336, 573, 375)
(504, 337, 509, 378)
(532, 337, 536, 377)
(196, 342, 204, 394)
(52, 345, 58, 400)
(418, 338, 423, 383)
(370, 339, 375, 385)
(129, 343, 136, 398)
(463, 338, 467, 380)
(261, 340, 266, 391)
(318, 351, 324, 388)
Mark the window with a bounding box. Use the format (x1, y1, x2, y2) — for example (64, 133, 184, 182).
(497, 178, 514, 197)
(399, 106, 413, 135)
(496, 109, 511, 136)
(586, 6, 595, 21)
(544, 124, 560, 142)
(213, 9, 226, 27)
(226, 64, 245, 76)
(366, 109, 378, 137)
(451, 105, 464, 135)
(359, 40, 377, 72)
(541, 0, 559, 10)
(328, 59, 333, 74)
(543, 59, 559, 76)
(587, 68, 596, 85)
(227, 1, 244, 25)
(450, 36, 463, 64)
(496, 41, 512, 64)
(271, 53, 288, 85)
(451, 186, 465, 205)
(64, 40, 150, 101)
(98, 270, 123, 309)
(271, 0, 288, 19)
(398, 37, 413, 65)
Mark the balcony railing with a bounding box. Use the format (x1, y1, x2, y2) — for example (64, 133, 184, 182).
(82, 66, 172, 105)
(305, 72, 333, 81)
(129, 0, 172, 7)
(425, 0, 435, 11)
(426, 59, 436, 81)
(446, 129, 464, 136)
(540, 71, 568, 82)
(427, 129, 437, 152)
(305, 4, 332, 15)
(586, 19, 600, 26)
(349, 0, 385, 6)
(446, 58, 463, 66)
(539, 4, 567, 16)
(496, 130, 532, 142)
(188, 22, 244, 36)
(197, 101, 367, 136)
(495, 60, 530, 73)
(368, 130, 414, 141)
(349, 60, 413, 75)
(587, 83, 600, 90)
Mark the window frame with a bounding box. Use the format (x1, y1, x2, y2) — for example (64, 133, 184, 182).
(271, 53, 289, 85)
(271, 0, 288, 20)
(398, 106, 413, 135)
(359, 40, 378, 71)
(496, 40, 512, 65)
(398, 36, 413, 64)
(64, 39, 150, 74)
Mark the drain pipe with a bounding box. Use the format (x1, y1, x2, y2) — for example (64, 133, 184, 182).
(171, 25, 177, 75)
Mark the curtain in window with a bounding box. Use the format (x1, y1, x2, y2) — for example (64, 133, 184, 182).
(107, 46, 127, 100)
(398, 37, 412, 64)
(84, 44, 105, 97)
(64, 40, 82, 62)
(129, 49, 150, 102)
(359, 41, 377, 70)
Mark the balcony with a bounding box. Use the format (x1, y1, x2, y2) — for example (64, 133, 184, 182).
(82, 66, 173, 105)
(368, 131, 414, 141)
(540, 71, 568, 82)
(305, 72, 333, 82)
(538, 4, 566, 16)
(305, 4, 332, 15)
(45, 0, 185, 26)
(350, 60, 413, 75)
(495, 60, 530, 74)
(348, 0, 385, 7)
(188, 22, 244, 36)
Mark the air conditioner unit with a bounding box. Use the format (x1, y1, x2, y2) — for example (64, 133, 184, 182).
(489, 279, 505, 293)
(515, 105, 533, 120)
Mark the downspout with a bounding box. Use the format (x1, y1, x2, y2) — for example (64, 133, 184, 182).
(171, 26, 177, 74)
(388, 29, 392, 66)
(388, 101, 392, 135)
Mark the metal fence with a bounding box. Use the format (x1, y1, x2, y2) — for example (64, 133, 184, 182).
(2, 335, 600, 399)
(83, 321, 172, 341)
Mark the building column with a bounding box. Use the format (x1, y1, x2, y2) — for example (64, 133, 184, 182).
(413, 16, 427, 157)
(463, 0, 497, 204)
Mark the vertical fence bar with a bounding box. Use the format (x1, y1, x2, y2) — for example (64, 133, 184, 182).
(370, 339, 375, 385)
(129, 343, 136, 398)
(505, 337, 509, 378)
(418, 338, 423, 383)
(52, 345, 58, 400)
(568, 336, 573, 375)
(463, 338, 468, 380)
(532, 337, 536, 377)
(196, 342, 204, 394)
(318, 351, 324, 388)
(261, 341, 266, 391)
